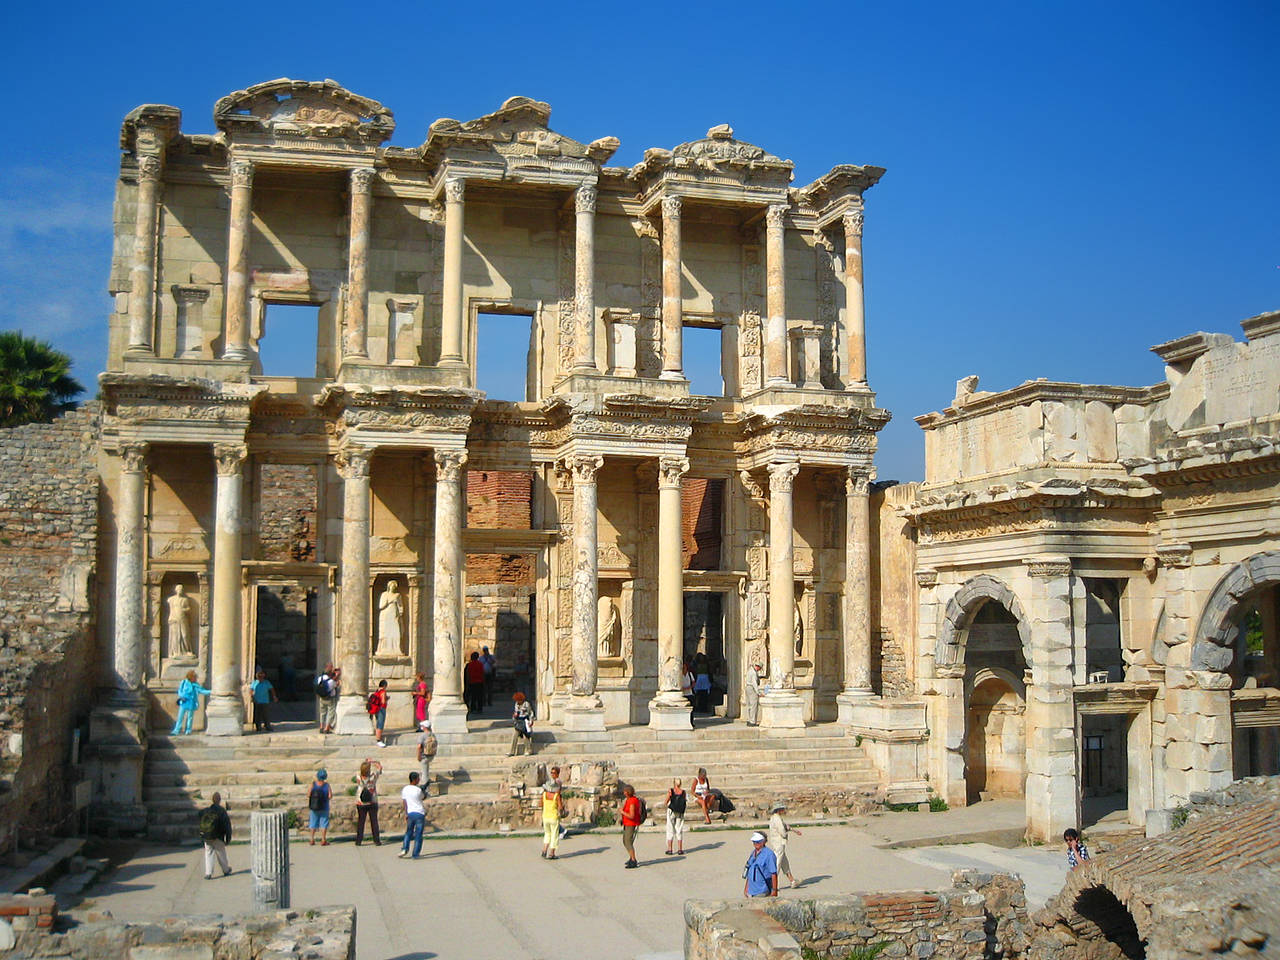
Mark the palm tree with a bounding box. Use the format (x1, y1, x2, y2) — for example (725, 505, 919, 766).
(0, 331, 85, 428)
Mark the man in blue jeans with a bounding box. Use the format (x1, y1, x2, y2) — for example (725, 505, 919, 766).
(742, 831, 778, 897)
(399, 772, 426, 858)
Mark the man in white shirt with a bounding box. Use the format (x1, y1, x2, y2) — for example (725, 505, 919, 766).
(399, 772, 426, 859)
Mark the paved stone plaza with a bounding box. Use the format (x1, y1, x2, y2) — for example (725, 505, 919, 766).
(72, 804, 1064, 960)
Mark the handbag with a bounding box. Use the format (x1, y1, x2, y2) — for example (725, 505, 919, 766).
(359, 787, 374, 805)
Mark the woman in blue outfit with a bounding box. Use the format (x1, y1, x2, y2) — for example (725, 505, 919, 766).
(172, 669, 211, 735)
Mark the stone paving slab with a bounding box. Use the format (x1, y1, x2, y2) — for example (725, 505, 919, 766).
(70, 804, 1065, 960)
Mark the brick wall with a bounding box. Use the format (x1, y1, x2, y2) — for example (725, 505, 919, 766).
(466, 470, 532, 529)
(257, 463, 317, 561)
(682, 478, 723, 570)
(0, 406, 99, 854)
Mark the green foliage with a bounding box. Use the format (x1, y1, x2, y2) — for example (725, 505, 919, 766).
(854, 734, 863, 747)
(595, 808, 616, 827)
(1242, 609, 1264, 655)
(883, 801, 919, 813)
(345, 785, 357, 796)
(0, 331, 83, 427)
(928, 796, 949, 812)
(286, 810, 300, 830)
(1171, 805, 1189, 829)
(800, 944, 889, 960)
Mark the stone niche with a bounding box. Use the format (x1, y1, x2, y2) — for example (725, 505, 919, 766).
(154, 570, 203, 680)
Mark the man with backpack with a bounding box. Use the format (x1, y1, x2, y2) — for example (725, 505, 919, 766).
(620, 784, 644, 869)
(198, 792, 232, 879)
(316, 664, 341, 734)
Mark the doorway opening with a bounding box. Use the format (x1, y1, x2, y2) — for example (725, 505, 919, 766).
(684, 592, 725, 715)
(683, 324, 725, 397)
(475, 312, 535, 401)
(464, 552, 536, 716)
(253, 583, 318, 721)
(965, 669, 1026, 802)
(259, 303, 322, 378)
(1081, 714, 1130, 825)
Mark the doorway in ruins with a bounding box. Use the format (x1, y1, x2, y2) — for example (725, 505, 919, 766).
(248, 580, 321, 724)
(962, 600, 1027, 804)
(1227, 581, 1280, 778)
(684, 592, 726, 715)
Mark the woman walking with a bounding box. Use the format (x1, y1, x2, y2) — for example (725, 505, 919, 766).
(355, 759, 382, 846)
(510, 692, 535, 756)
(307, 769, 332, 846)
(172, 670, 211, 736)
(664, 778, 687, 855)
(768, 801, 803, 887)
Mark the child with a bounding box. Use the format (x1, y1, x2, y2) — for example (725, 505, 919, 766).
(250, 668, 277, 732)
(1064, 827, 1090, 869)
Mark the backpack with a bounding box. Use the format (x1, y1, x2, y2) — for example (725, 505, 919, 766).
(635, 795, 648, 823)
(423, 732, 438, 757)
(367, 692, 380, 715)
(315, 675, 331, 698)
(308, 783, 328, 812)
(668, 790, 687, 816)
(198, 806, 221, 842)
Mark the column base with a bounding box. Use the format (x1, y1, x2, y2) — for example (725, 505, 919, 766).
(836, 688, 876, 726)
(429, 696, 470, 734)
(758, 690, 806, 730)
(647, 693, 692, 731)
(658, 370, 687, 382)
(334, 695, 375, 735)
(222, 346, 253, 362)
(205, 695, 245, 737)
(562, 695, 606, 732)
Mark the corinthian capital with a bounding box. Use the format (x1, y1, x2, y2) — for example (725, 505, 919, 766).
(444, 177, 466, 203)
(350, 167, 377, 193)
(845, 468, 872, 497)
(136, 154, 163, 182)
(575, 184, 597, 214)
(767, 460, 800, 493)
(213, 443, 248, 477)
(119, 442, 149, 474)
(336, 446, 373, 481)
(566, 454, 604, 485)
(843, 209, 864, 239)
(434, 449, 468, 484)
(658, 456, 690, 488)
(766, 204, 788, 231)
(229, 159, 254, 189)
(660, 195, 682, 220)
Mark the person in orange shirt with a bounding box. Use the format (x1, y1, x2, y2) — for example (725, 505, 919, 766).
(464, 652, 486, 716)
(620, 784, 642, 869)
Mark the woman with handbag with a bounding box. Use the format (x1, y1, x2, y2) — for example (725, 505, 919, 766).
(354, 759, 382, 846)
(510, 692, 535, 756)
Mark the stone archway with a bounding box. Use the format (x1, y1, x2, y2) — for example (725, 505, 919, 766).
(936, 574, 1032, 669)
(1191, 550, 1280, 675)
(965, 666, 1026, 802)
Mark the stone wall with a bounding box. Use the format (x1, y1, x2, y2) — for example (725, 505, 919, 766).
(685, 870, 1029, 960)
(0, 405, 99, 855)
(462, 583, 534, 683)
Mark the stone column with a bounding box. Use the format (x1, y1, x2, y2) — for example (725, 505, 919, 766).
(333, 446, 372, 734)
(572, 184, 598, 373)
(649, 455, 692, 730)
(760, 460, 805, 728)
(343, 167, 375, 361)
(837, 470, 874, 724)
(843, 209, 867, 385)
(206, 444, 247, 736)
(112, 443, 149, 701)
(126, 155, 163, 355)
(439, 177, 467, 367)
(764, 203, 789, 385)
(1024, 556, 1078, 841)
(222, 159, 254, 362)
(251, 809, 291, 910)
(659, 195, 684, 380)
(564, 455, 606, 731)
(430, 449, 469, 733)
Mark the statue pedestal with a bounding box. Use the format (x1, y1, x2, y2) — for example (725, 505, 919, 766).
(836, 688, 876, 726)
(429, 697, 470, 734)
(647, 693, 692, 732)
(562, 695, 606, 732)
(334, 694, 372, 735)
(205, 693, 245, 736)
(758, 690, 806, 730)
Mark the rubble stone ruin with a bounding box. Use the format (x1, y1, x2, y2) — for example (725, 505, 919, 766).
(0, 80, 1275, 859)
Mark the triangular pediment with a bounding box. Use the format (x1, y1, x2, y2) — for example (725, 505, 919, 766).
(214, 79, 394, 144)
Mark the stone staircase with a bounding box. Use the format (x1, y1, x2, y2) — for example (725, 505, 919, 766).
(142, 720, 882, 841)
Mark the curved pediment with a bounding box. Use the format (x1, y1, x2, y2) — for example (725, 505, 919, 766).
(633, 124, 793, 188)
(214, 79, 394, 144)
(672, 124, 786, 167)
(423, 96, 619, 164)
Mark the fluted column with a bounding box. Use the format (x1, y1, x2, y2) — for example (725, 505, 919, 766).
(206, 443, 247, 735)
(223, 159, 254, 361)
(251, 810, 291, 910)
(659, 195, 684, 380)
(112, 443, 148, 701)
(343, 167, 375, 361)
(334, 446, 372, 734)
(564, 454, 606, 731)
(430, 449, 469, 733)
(843, 209, 867, 385)
(764, 203, 789, 385)
(837, 470, 874, 724)
(126, 155, 163, 355)
(572, 184, 598, 373)
(439, 177, 467, 368)
(760, 460, 805, 728)
(649, 456, 692, 730)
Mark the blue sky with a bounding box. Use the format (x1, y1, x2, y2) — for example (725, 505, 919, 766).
(1, 0, 1274, 481)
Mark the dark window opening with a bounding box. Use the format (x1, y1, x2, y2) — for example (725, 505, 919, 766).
(1073, 886, 1146, 959)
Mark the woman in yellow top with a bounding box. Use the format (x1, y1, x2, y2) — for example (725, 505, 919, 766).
(541, 765, 565, 860)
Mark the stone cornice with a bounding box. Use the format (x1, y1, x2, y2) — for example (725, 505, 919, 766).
(914, 380, 1166, 430)
(1126, 432, 1280, 485)
(99, 372, 266, 422)
(315, 383, 480, 436)
(903, 476, 1160, 528)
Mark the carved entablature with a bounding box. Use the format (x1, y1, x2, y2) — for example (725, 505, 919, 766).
(798, 164, 886, 227)
(737, 404, 888, 465)
(315, 383, 479, 443)
(1126, 432, 1280, 487)
(100, 373, 265, 443)
(120, 104, 182, 156)
(422, 96, 618, 184)
(214, 79, 394, 144)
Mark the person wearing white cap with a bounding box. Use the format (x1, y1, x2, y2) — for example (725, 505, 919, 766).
(417, 719, 437, 789)
(768, 801, 803, 887)
(742, 831, 778, 897)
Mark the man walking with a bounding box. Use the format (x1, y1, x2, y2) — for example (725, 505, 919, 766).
(399, 771, 426, 859)
(541, 766, 565, 860)
(743, 661, 762, 726)
(416, 720, 437, 791)
(620, 784, 642, 869)
(198, 792, 232, 879)
(317, 663, 341, 734)
(742, 831, 778, 897)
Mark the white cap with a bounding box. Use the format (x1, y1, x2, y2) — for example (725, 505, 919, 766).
(420, 720, 432, 730)
(750, 831, 766, 843)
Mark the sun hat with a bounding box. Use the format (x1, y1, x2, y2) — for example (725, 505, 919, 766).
(420, 720, 432, 730)
(771, 801, 786, 812)
(317, 769, 328, 780)
(750, 831, 766, 843)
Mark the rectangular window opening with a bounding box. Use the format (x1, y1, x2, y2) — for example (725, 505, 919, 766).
(259, 303, 321, 378)
(683, 324, 724, 397)
(476, 312, 533, 402)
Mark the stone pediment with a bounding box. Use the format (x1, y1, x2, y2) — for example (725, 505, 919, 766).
(633, 124, 793, 186)
(423, 96, 619, 165)
(214, 79, 395, 144)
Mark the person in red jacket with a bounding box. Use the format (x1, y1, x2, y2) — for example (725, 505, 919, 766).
(620, 784, 642, 869)
(464, 652, 486, 716)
